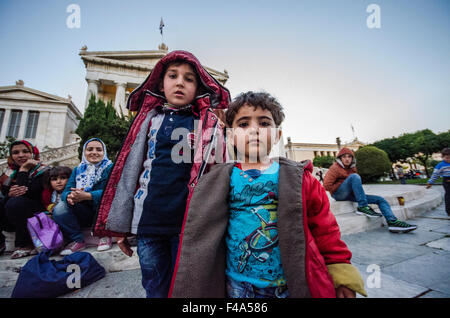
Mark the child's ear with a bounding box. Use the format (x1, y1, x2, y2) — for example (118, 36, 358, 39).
(274, 127, 282, 144)
(159, 82, 164, 93)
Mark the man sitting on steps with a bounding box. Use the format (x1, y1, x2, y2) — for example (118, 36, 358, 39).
(323, 148, 417, 233)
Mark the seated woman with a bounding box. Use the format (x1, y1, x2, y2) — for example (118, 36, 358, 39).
(53, 138, 113, 255)
(1, 140, 49, 259)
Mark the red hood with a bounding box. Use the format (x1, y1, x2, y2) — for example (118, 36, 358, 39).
(337, 147, 354, 158)
(127, 50, 230, 112)
(303, 160, 314, 173)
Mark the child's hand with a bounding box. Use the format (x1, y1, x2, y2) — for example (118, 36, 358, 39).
(336, 285, 356, 298)
(117, 237, 133, 257)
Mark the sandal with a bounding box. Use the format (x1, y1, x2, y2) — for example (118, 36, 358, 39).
(11, 248, 37, 259)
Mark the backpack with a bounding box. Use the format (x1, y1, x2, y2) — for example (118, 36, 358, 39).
(11, 250, 106, 298)
(27, 212, 64, 252)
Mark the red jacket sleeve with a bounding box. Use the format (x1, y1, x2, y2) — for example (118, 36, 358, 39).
(304, 171, 352, 265)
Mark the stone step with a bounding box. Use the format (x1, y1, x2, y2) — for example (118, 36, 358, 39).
(328, 185, 428, 216)
(0, 243, 140, 288)
(335, 188, 443, 235)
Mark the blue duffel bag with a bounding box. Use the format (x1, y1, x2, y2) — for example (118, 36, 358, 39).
(11, 250, 106, 298)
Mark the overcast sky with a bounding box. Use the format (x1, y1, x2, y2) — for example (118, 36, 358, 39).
(1, 0, 449, 145)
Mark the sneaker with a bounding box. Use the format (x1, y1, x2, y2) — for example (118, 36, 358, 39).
(97, 237, 112, 252)
(387, 220, 417, 233)
(356, 206, 382, 218)
(60, 241, 86, 256)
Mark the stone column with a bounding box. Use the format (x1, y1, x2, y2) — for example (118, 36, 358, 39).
(114, 81, 127, 115)
(18, 109, 29, 139)
(0, 108, 11, 141)
(85, 79, 99, 108)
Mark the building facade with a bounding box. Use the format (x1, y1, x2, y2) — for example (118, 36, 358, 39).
(285, 136, 365, 162)
(80, 43, 230, 115)
(0, 80, 82, 150)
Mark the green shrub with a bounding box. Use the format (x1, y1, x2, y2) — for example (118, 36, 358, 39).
(355, 146, 391, 183)
(313, 155, 335, 168)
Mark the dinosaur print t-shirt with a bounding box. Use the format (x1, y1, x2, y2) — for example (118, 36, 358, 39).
(225, 161, 286, 288)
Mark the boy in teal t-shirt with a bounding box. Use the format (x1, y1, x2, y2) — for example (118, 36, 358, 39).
(170, 91, 367, 298)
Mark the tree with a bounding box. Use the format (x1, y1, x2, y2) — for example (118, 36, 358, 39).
(0, 136, 17, 159)
(313, 155, 335, 168)
(409, 129, 440, 178)
(371, 129, 449, 178)
(76, 95, 134, 161)
(355, 146, 391, 183)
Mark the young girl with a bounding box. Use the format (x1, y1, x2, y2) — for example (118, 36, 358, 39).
(42, 166, 73, 215)
(52, 138, 113, 255)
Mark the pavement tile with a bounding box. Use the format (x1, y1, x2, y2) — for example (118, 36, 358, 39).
(382, 249, 450, 295)
(353, 263, 428, 298)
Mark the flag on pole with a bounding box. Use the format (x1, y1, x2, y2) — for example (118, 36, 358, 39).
(159, 17, 165, 35)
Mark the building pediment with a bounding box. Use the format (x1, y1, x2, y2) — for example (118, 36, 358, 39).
(79, 47, 229, 83)
(0, 85, 82, 117)
(0, 86, 67, 103)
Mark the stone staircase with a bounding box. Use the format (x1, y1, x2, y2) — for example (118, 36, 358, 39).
(330, 185, 443, 235)
(0, 185, 443, 289)
(0, 232, 140, 288)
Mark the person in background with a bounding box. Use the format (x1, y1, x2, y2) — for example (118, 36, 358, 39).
(52, 138, 113, 255)
(42, 166, 73, 215)
(1, 140, 49, 259)
(323, 148, 417, 233)
(426, 147, 450, 216)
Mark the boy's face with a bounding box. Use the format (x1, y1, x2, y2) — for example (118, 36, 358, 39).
(443, 154, 450, 163)
(161, 63, 198, 107)
(340, 153, 353, 167)
(229, 104, 281, 163)
(50, 176, 68, 192)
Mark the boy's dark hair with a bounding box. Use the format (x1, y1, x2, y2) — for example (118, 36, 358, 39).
(442, 148, 450, 156)
(43, 166, 72, 189)
(226, 91, 285, 127)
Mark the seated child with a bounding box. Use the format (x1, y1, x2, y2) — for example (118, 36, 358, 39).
(42, 166, 72, 215)
(169, 91, 367, 298)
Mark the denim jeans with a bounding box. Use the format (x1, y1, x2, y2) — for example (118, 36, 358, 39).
(226, 277, 289, 298)
(332, 174, 397, 222)
(137, 234, 180, 298)
(52, 201, 95, 243)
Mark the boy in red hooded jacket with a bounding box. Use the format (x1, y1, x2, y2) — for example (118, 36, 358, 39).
(93, 51, 230, 297)
(169, 92, 367, 298)
(323, 148, 417, 233)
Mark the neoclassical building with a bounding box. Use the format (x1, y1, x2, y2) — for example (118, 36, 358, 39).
(79, 43, 230, 115)
(0, 80, 82, 150)
(285, 137, 366, 162)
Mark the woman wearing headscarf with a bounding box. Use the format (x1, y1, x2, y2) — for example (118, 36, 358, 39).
(0, 140, 49, 259)
(53, 138, 113, 255)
